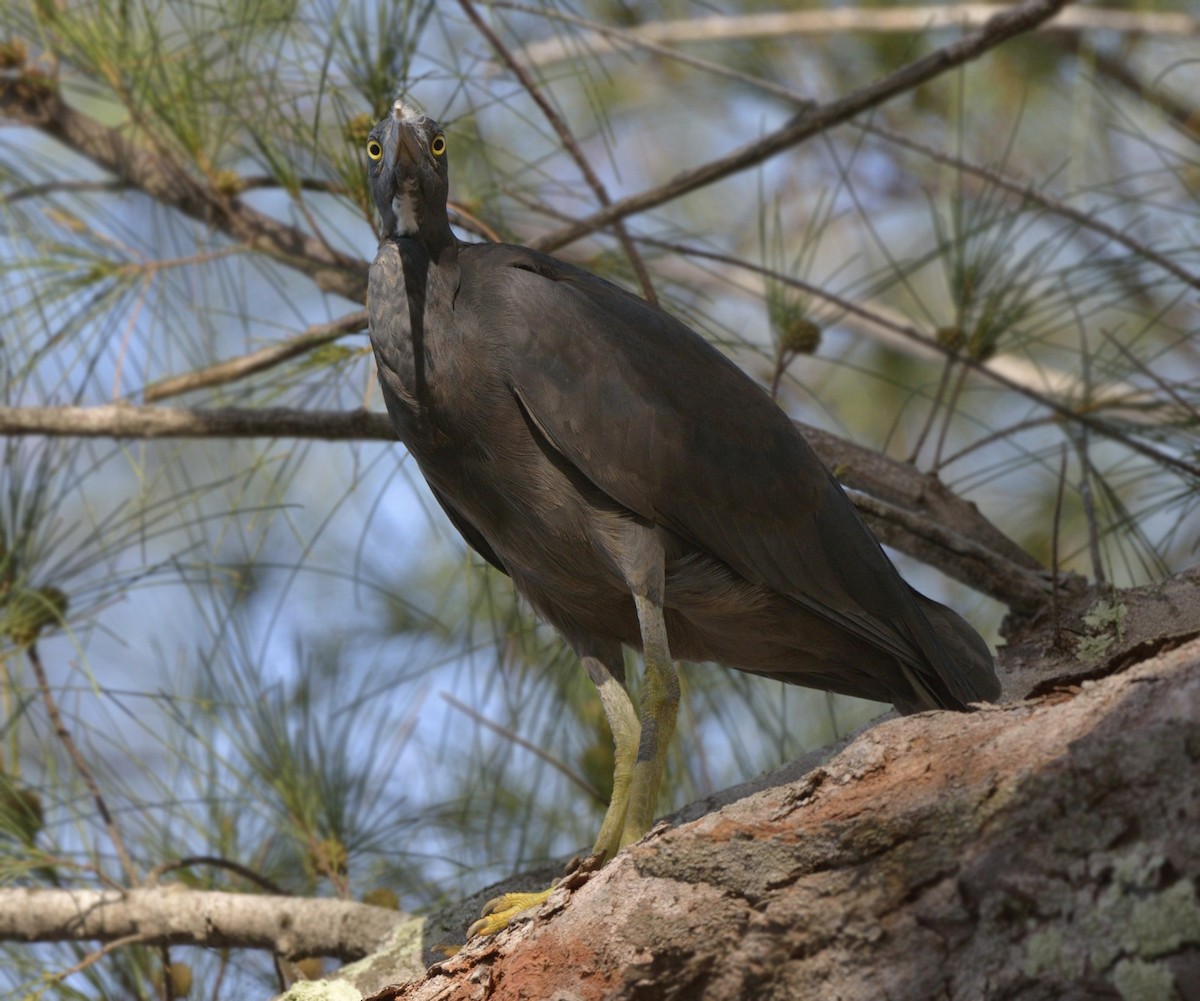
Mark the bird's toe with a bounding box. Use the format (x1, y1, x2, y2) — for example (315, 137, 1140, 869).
(467, 888, 555, 939)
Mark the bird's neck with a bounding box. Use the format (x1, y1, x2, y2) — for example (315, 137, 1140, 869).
(392, 190, 457, 264)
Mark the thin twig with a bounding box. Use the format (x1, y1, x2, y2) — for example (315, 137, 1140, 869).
(1052, 443, 1068, 645)
(456, 0, 658, 305)
(908, 358, 956, 464)
(235, 175, 349, 195)
(450, 200, 504, 243)
(499, 1, 1200, 295)
(635, 235, 1200, 482)
(48, 933, 157, 987)
(27, 644, 139, 885)
(1, 179, 130, 204)
(146, 856, 290, 896)
(143, 310, 369, 402)
(932, 364, 971, 471)
(1085, 44, 1199, 140)
(531, 0, 1074, 254)
(441, 692, 606, 804)
(1075, 430, 1107, 588)
(935, 416, 1059, 470)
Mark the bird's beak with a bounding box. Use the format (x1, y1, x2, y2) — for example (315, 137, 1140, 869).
(390, 101, 426, 173)
(394, 128, 423, 173)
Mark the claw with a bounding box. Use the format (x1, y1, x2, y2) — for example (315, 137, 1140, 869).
(467, 888, 555, 939)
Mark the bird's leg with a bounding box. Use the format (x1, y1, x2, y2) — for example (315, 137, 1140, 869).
(589, 662, 641, 863)
(621, 591, 680, 848)
(468, 650, 636, 941)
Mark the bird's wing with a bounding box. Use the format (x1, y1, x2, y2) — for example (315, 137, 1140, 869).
(468, 246, 994, 706)
(428, 484, 510, 577)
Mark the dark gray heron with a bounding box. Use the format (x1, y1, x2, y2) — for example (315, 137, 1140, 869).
(365, 101, 999, 938)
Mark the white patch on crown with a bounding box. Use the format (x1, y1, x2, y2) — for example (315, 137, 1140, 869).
(393, 100, 426, 125)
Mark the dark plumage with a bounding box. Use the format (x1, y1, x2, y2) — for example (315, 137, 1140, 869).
(364, 101, 998, 934)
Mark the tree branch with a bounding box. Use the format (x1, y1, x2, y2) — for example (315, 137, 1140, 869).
(512, 4, 1195, 68)
(142, 310, 369, 402)
(496, 5, 1200, 295)
(378, 632, 1200, 1000)
(0, 404, 393, 441)
(0, 402, 1047, 610)
(0, 886, 411, 962)
(530, 0, 1073, 254)
(0, 79, 368, 303)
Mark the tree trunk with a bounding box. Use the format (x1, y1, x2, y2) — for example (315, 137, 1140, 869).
(297, 574, 1200, 1001)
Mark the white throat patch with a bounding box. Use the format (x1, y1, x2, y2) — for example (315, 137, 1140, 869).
(393, 189, 419, 237)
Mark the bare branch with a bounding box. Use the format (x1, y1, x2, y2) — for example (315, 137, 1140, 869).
(0, 886, 410, 962)
(0, 79, 368, 303)
(143, 310, 369, 402)
(514, 4, 1196, 69)
(0, 402, 1046, 609)
(145, 857, 290, 897)
(1, 179, 130, 204)
(530, 0, 1073, 254)
(0, 404, 395, 441)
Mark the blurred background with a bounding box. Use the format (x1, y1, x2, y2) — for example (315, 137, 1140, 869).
(1, 0, 1197, 994)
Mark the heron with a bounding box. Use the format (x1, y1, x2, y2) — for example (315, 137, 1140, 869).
(365, 100, 999, 938)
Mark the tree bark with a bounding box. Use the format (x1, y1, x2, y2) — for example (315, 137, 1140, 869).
(0, 888, 410, 963)
(331, 597, 1200, 1000)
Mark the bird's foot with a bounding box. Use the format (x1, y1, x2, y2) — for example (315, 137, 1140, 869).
(466, 886, 555, 939)
(465, 854, 607, 940)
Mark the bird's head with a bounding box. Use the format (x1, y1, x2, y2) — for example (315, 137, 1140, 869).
(366, 100, 450, 241)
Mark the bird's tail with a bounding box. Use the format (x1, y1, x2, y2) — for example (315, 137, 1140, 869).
(910, 590, 1001, 707)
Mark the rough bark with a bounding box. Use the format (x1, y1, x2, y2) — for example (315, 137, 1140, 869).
(287, 574, 1200, 1001)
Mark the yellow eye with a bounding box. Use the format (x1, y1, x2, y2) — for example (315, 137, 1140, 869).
(430, 133, 446, 157)
(367, 139, 383, 161)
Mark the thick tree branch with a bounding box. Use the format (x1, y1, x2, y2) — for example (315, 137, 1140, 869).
(530, 0, 1072, 254)
(378, 632, 1200, 1000)
(0, 887, 411, 962)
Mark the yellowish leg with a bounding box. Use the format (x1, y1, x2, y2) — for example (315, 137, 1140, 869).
(590, 676, 642, 862)
(468, 658, 641, 940)
(468, 592, 679, 941)
(468, 675, 642, 940)
(620, 592, 679, 848)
